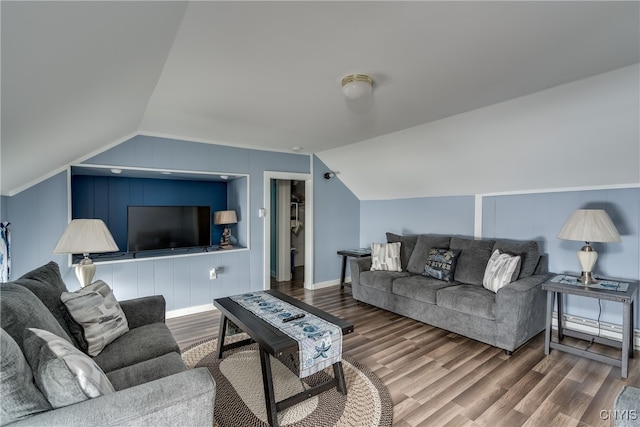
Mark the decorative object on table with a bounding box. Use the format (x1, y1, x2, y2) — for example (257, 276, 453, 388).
(341, 74, 374, 100)
(53, 219, 119, 287)
(557, 209, 621, 285)
(549, 274, 629, 292)
(1, 222, 10, 282)
(182, 335, 393, 427)
(214, 210, 237, 249)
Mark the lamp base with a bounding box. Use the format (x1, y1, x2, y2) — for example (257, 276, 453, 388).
(578, 271, 598, 285)
(75, 257, 96, 288)
(219, 226, 233, 250)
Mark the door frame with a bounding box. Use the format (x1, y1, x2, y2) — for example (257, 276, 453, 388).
(263, 171, 313, 290)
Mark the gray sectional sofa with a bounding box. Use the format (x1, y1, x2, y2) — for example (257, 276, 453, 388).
(350, 234, 551, 354)
(1, 261, 215, 426)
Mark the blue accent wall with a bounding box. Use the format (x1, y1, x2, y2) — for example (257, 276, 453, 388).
(313, 156, 360, 284)
(72, 175, 228, 251)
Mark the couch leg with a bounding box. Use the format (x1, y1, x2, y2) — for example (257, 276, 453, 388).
(504, 350, 513, 356)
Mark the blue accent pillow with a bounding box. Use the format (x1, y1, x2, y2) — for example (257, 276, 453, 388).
(423, 248, 461, 282)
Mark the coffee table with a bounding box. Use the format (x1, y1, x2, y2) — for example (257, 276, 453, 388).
(214, 289, 354, 427)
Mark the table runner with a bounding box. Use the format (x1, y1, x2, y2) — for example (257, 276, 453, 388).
(230, 292, 342, 378)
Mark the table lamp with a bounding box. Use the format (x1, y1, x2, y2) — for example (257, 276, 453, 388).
(214, 210, 237, 249)
(53, 219, 119, 287)
(557, 209, 621, 284)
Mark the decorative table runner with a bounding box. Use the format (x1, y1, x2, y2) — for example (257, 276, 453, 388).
(230, 292, 342, 378)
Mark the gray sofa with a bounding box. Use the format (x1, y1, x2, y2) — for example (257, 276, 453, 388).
(1, 261, 215, 426)
(351, 234, 551, 354)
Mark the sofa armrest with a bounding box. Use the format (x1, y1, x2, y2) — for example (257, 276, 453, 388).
(120, 295, 166, 329)
(349, 257, 372, 287)
(497, 273, 553, 295)
(10, 368, 215, 427)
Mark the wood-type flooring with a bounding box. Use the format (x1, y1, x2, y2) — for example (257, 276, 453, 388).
(167, 272, 639, 427)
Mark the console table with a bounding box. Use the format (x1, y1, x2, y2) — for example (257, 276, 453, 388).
(542, 275, 637, 378)
(337, 248, 371, 289)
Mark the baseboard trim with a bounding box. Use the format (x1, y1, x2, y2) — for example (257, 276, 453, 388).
(166, 303, 216, 319)
(552, 312, 640, 350)
(310, 278, 342, 290)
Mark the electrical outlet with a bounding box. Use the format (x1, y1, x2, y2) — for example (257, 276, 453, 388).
(209, 268, 217, 280)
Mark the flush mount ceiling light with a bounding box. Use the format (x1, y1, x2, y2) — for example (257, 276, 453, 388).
(341, 74, 373, 100)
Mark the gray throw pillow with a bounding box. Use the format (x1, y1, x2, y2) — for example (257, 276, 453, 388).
(61, 281, 129, 357)
(450, 237, 496, 285)
(386, 233, 417, 271)
(22, 328, 115, 409)
(406, 234, 452, 274)
(1, 328, 51, 424)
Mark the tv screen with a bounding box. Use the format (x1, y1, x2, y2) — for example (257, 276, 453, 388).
(127, 206, 211, 252)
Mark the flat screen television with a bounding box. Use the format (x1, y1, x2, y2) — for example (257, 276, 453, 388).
(127, 206, 211, 252)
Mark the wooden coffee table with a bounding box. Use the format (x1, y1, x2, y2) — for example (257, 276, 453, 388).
(214, 289, 354, 427)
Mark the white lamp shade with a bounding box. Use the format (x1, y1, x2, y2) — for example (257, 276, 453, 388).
(53, 219, 119, 254)
(557, 209, 621, 243)
(214, 210, 237, 225)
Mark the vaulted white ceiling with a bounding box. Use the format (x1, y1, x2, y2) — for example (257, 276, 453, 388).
(2, 1, 639, 196)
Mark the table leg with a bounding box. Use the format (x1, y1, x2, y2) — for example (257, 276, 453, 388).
(333, 361, 348, 395)
(545, 290, 553, 355)
(340, 255, 347, 289)
(630, 300, 635, 359)
(622, 301, 631, 378)
(216, 314, 228, 359)
(259, 347, 278, 427)
(557, 292, 564, 341)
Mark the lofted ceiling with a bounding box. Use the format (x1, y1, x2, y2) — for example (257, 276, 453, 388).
(2, 1, 639, 196)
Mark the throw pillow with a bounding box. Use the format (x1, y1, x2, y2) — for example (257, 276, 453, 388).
(1, 328, 52, 424)
(370, 242, 402, 272)
(482, 249, 522, 293)
(386, 233, 417, 271)
(423, 248, 461, 282)
(22, 328, 115, 409)
(61, 280, 129, 357)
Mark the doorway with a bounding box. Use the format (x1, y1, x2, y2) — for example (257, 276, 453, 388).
(263, 172, 313, 290)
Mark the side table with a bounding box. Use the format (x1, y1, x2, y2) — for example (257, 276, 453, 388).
(337, 248, 371, 289)
(542, 275, 638, 378)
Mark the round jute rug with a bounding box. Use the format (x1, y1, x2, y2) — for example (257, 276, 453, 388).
(182, 336, 393, 427)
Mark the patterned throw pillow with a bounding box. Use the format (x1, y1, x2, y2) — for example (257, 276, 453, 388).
(423, 248, 461, 282)
(22, 328, 115, 409)
(482, 249, 522, 293)
(61, 281, 129, 356)
(370, 242, 402, 272)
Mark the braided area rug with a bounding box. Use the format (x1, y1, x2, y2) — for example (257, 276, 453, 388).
(182, 336, 393, 427)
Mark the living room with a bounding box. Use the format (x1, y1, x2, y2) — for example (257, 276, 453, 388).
(1, 1, 638, 426)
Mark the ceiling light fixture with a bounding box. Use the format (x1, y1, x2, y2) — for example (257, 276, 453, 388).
(341, 74, 373, 100)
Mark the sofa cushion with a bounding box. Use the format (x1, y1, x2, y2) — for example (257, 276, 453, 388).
(392, 275, 457, 305)
(61, 280, 129, 356)
(1, 328, 51, 424)
(406, 234, 452, 274)
(423, 248, 461, 282)
(106, 352, 186, 391)
(23, 328, 115, 409)
(493, 239, 540, 279)
(359, 270, 411, 293)
(437, 284, 497, 320)
(450, 237, 496, 286)
(15, 261, 87, 351)
(93, 323, 181, 373)
(0, 283, 73, 353)
(370, 242, 402, 272)
(386, 233, 417, 271)
(483, 250, 521, 293)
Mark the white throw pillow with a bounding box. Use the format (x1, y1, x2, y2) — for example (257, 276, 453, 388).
(61, 280, 129, 356)
(23, 328, 114, 409)
(483, 249, 522, 293)
(370, 242, 402, 272)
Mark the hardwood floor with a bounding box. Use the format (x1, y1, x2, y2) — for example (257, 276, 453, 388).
(167, 273, 639, 427)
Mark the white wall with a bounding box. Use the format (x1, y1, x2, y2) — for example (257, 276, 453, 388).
(318, 64, 639, 200)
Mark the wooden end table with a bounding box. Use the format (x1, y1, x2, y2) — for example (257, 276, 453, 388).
(214, 290, 354, 427)
(542, 275, 637, 378)
(337, 248, 371, 289)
